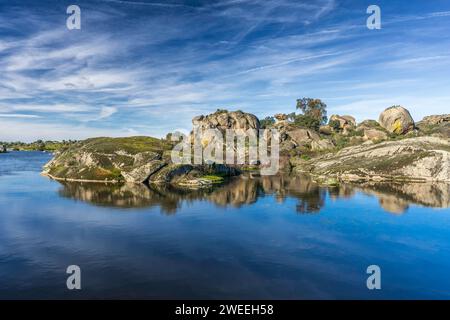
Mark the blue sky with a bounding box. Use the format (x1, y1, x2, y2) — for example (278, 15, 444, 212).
(0, 0, 449, 141)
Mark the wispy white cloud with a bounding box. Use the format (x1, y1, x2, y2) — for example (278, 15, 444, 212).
(94, 0, 195, 8)
(0, 119, 145, 142)
(98, 106, 117, 119)
(0, 114, 41, 119)
(0, 1, 449, 141)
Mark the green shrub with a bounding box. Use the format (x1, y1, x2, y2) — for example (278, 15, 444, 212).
(293, 115, 321, 131)
(300, 154, 311, 161)
(329, 119, 341, 132)
(260, 116, 275, 129)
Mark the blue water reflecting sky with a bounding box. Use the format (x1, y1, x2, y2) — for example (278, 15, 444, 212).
(0, 152, 449, 299)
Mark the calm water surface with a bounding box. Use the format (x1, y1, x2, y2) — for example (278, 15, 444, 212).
(1, 151, 450, 299)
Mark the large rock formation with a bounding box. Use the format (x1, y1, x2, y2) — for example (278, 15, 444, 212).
(270, 119, 334, 153)
(356, 120, 389, 142)
(43, 137, 172, 183)
(416, 114, 450, 138)
(294, 136, 450, 182)
(378, 106, 415, 134)
(194, 109, 339, 157)
(286, 128, 334, 151)
(121, 160, 166, 183)
(42, 136, 239, 185)
(329, 115, 356, 134)
(192, 110, 260, 132)
(363, 128, 388, 142)
(274, 113, 288, 124)
(419, 114, 450, 126)
(42, 108, 450, 186)
(191, 110, 261, 154)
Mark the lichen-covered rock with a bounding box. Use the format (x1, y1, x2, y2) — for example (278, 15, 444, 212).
(329, 115, 356, 128)
(319, 125, 333, 135)
(418, 114, 450, 126)
(416, 114, 450, 138)
(149, 163, 239, 184)
(357, 119, 381, 129)
(274, 113, 288, 124)
(42, 137, 173, 183)
(193, 110, 260, 132)
(363, 128, 388, 142)
(44, 136, 240, 185)
(356, 119, 389, 141)
(149, 164, 194, 183)
(121, 160, 166, 183)
(272, 124, 334, 153)
(191, 110, 261, 154)
(311, 138, 335, 151)
(296, 136, 450, 182)
(378, 106, 415, 134)
(329, 115, 356, 135)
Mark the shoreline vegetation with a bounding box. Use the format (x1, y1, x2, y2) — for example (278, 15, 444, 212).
(2, 99, 449, 186)
(0, 140, 78, 153)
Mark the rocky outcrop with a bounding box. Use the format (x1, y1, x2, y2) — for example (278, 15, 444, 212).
(418, 114, 450, 126)
(193, 110, 333, 162)
(378, 106, 415, 134)
(42, 107, 450, 187)
(294, 136, 450, 182)
(328, 114, 356, 130)
(121, 160, 166, 183)
(363, 128, 388, 141)
(416, 114, 450, 138)
(0, 145, 6, 153)
(271, 120, 334, 153)
(149, 163, 239, 186)
(149, 164, 195, 183)
(319, 125, 333, 135)
(287, 128, 334, 151)
(193, 110, 260, 132)
(274, 113, 288, 123)
(191, 110, 261, 156)
(355, 120, 389, 142)
(43, 136, 239, 185)
(43, 137, 172, 183)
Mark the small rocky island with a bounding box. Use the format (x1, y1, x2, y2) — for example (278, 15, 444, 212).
(42, 136, 239, 186)
(42, 101, 450, 186)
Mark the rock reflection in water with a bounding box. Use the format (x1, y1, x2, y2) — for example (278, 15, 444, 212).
(206, 174, 326, 213)
(352, 181, 450, 214)
(58, 182, 185, 214)
(56, 174, 450, 214)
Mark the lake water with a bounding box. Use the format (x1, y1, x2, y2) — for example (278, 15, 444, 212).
(1, 151, 450, 299)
